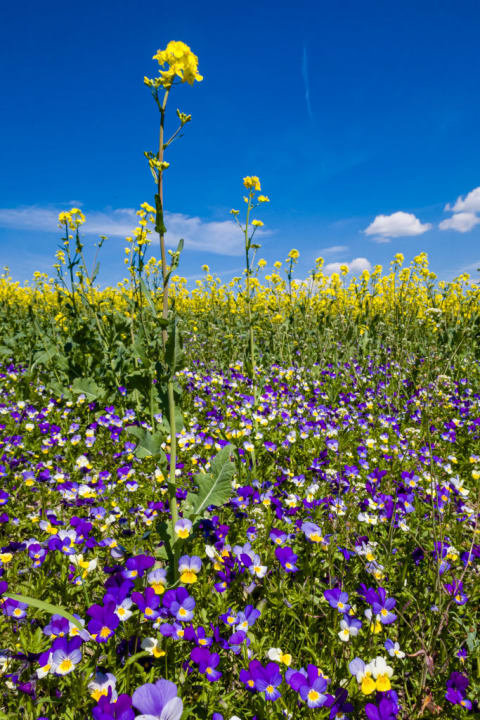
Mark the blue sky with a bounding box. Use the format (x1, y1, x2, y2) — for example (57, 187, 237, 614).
(1, 0, 480, 285)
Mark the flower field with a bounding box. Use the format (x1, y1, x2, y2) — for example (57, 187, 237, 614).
(1, 40, 480, 720)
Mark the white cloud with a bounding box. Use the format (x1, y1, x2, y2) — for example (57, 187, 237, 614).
(439, 212, 480, 233)
(441, 187, 480, 233)
(446, 186, 480, 213)
(364, 211, 432, 241)
(318, 245, 349, 256)
(324, 257, 371, 275)
(0, 205, 262, 256)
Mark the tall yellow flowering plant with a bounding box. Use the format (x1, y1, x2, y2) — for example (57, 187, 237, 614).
(144, 40, 202, 328)
(142, 42, 203, 576)
(231, 176, 269, 469)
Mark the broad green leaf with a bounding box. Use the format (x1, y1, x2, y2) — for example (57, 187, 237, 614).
(165, 316, 186, 374)
(31, 346, 57, 371)
(4, 593, 83, 629)
(125, 426, 166, 459)
(71, 377, 101, 401)
(139, 278, 157, 317)
(186, 444, 234, 517)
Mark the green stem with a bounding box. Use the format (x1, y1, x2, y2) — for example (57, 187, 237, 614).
(167, 377, 179, 580)
(158, 87, 171, 335)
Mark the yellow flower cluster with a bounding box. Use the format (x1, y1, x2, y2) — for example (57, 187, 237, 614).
(148, 41, 203, 88)
(243, 176, 261, 191)
(58, 208, 85, 230)
(1, 253, 479, 339)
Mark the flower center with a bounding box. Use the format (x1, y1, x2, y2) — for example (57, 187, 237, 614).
(58, 658, 73, 673)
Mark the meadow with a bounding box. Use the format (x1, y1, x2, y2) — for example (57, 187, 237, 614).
(0, 41, 479, 719)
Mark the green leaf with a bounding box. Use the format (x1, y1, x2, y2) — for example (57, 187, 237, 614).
(165, 316, 186, 375)
(125, 426, 166, 459)
(139, 278, 157, 317)
(71, 377, 101, 401)
(123, 651, 150, 668)
(31, 346, 57, 371)
(185, 444, 234, 518)
(4, 592, 83, 629)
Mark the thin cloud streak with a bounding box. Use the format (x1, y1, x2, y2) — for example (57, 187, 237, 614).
(0, 205, 272, 257)
(302, 45, 314, 122)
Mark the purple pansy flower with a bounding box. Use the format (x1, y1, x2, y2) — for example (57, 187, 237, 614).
(251, 661, 282, 701)
(92, 693, 135, 720)
(275, 546, 298, 572)
(324, 588, 350, 613)
(131, 587, 161, 621)
(87, 602, 120, 642)
(191, 647, 222, 681)
(132, 678, 183, 720)
(288, 664, 328, 708)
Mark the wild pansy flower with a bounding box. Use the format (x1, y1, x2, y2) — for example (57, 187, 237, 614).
(28, 543, 47, 567)
(50, 636, 82, 675)
(384, 639, 405, 659)
(368, 657, 394, 692)
(239, 660, 263, 692)
(191, 647, 222, 681)
(147, 567, 167, 595)
(92, 693, 135, 720)
(220, 608, 238, 627)
(184, 625, 213, 647)
(250, 661, 282, 701)
(122, 554, 155, 580)
(43, 614, 69, 638)
(365, 696, 398, 720)
(269, 528, 287, 545)
(114, 598, 133, 622)
(87, 602, 120, 642)
(445, 671, 472, 709)
(444, 579, 468, 605)
(174, 518, 192, 539)
(3, 598, 28, 619)
(287, 665, 328, 708)
(88, 672, 118, 702)
(132, 587, 161, 621)
(349, 658, 376, 695)
(369, 588, 397, 624)
(36, 648, 53, 678)
(267, 647, 292, 666)
(228, 630, 250, 655)
(141, 637, 166, 658)
(324, 588, 350, 613)
(178, 555, 202, 584)
(301, 521, 324, 543)
(242, 551, 267, 578)
(68, 615, 90, 640)
(338, 615, 362, 641)
(132, 678, 183, 720)
(162, 587, 195, 622)
(234, 605, 260, 632)
(325, 688, 354, 718)
(275, 546, 298, 572)
(158, 622, 185, 640)
(363, 607, 382, 634)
